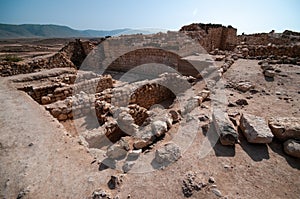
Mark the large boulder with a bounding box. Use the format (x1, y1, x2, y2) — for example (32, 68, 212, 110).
(268, 117, 300, 141)
(240, 113, 273, 144)
(283, 139, 300, 158)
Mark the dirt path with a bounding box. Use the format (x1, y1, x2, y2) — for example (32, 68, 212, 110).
(0, 77, 113, 198)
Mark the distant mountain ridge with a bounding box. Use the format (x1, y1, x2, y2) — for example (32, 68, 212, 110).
(0, 24, 166, 39)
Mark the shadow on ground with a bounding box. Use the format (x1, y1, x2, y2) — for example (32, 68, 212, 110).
(268, 139, 300, 170)
(238, 128, 270, 161)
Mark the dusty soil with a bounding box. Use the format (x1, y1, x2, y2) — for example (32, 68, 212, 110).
(0, 40, 299, 199)
(0, 38, 72, 61)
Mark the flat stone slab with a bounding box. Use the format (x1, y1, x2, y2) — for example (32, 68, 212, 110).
(268, 117, 300, 141)
(240, 113, 273, 144)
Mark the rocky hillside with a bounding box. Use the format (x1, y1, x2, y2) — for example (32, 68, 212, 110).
(0, 24, 165, 39)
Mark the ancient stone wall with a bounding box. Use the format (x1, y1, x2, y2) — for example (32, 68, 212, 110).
(45, 92, 96, 121)
(0, 61, 35, 76)
(128, 104, 149, 126)
(81, 31, 206, 75)
(20, 75, 113, 105)
(130, 83, 175, 109)
(106, 48, 199, 77)
(100, 73, 190, 108)
(94, 73, 190, 126)
(236, 44, 300, 59)
(237, 31, 300, 46)
(180, 23, 237, 51)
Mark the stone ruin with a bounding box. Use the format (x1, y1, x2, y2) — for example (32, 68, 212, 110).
(180, 23, 237, 51)
(0, 39, 100, 76)
(3, 23, 300, 175)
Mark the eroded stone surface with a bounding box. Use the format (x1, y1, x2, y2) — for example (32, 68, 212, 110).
(154, 142, 181, 165)
(283, 139, 300, 158)
(268, 117, 300, 140)
(213, 108, 238, 145)
(240, 113, 273, 143)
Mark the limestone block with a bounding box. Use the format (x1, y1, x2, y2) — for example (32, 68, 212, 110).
(240, 113, 273, 143)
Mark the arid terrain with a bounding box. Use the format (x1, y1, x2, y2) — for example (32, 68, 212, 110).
(0, 23, 299, 199)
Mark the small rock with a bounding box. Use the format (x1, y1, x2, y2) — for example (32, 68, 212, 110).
(155, 142, 181, 165)
(57, 113, 68, 121)
(151, 120, 168, 137)
(169, 110, 180, 122)
(240, 113, 273, 143)
(201, 104, 209, 109)
(261, 63, 272, 71)
(211, 188, 222, 197)
(249, 89, 259, 94)
(235, 99, 248, 106)
(228, 102, 237, 107)
(107, 175, 123, 190)
(106, 144, 127, 160)
(50, 108, 61, 118)
(241, 47, 249, 57)
(208, 177, 215, 183)
(264, 70, 275, 78)
(201, 123, 209, 132)
(215, 55, 225, 61)
(119, 137, 131, 151)
(17, 187, 30, 199)
(283, 139, 300, 158)
(92, 189, 110, 199)
(122, 161, 135, 173)
(236, 82, 254, 92)
(133, 138, 151, 149)
(41, 96, 51, 105)
(199, 114, 209, 122)
(211, 184, 217, 188)
(231, 54, 239, 60)
(224, 165, 230, 169)
(275, 68, 282, 73)
(127, 149, 142, 159)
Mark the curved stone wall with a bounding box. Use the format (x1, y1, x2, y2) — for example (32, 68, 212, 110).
(106, 48, 199, 77)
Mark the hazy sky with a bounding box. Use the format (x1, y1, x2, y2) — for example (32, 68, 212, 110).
(0, 0, 299, 34)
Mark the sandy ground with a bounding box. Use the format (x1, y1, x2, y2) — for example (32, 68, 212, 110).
(0, 58, 299, 199)
(0, 78, 114, 198)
